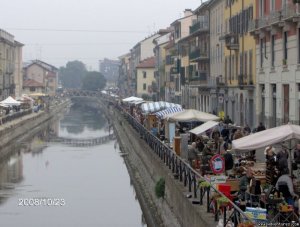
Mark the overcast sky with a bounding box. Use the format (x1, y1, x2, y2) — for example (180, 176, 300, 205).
(1, 0, 203, 70)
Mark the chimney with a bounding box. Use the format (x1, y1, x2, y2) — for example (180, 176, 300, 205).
(184, 9, 193, 17)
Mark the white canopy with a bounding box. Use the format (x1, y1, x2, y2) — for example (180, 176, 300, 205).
(140, 101, 181, 113)
(122, 96, 143, 102)
(167, 109, 219, 122)
(0, 96, 21, 107)
(232, 124, 300, 151)
(189, 121, 219, 136)
(101, 90, 107, 94)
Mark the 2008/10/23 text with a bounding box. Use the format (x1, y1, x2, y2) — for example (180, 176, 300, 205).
(18, 198, 66, 206)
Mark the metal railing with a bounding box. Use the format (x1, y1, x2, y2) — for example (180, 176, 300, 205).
(0, 108, 33, 125)
(112, 102, 255, 227)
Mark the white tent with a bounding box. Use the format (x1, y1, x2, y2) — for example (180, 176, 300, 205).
(232, 124, 300, 151)
(122, 96, 143, 102)
(167, 109, 219, 122)
(0, 96, 21, 107)
(189, 121, 219, 136)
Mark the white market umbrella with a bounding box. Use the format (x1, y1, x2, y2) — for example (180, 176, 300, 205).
(0, 96, 21, 106)
(232, 124, 300, 151)
(122, 96, 143, 102)
(189, 120, 219, 136)
(167, 109, 219, 122)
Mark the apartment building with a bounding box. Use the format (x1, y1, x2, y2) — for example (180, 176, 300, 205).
(136, 57, 156, 98)
(0, 29, 23, 100)
(179, 3, 211, 111)
(118, 53, 131, 97)
(129, 33, 160, 95)
(23, 60, 58, 96)
(153, 29, 172, 101)
(208, 0, 226, 116)
(249, 0, 300, 127)
(223, 0, 256, 128)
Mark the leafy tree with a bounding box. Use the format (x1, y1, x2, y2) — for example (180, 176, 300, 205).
(59, 60, 87, 89)
(81, 71, 106, 91)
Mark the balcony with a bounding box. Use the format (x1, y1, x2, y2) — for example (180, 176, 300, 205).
(189, 20, 209, 34)
(170, 67, 179, 74)
(249, 4, 300, 32)
(225, 33, 239, 50)
(189, 48, 209, 62)
(189, 71, 208, 86)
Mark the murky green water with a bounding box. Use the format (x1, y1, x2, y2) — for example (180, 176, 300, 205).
(0, 105, 146, 227)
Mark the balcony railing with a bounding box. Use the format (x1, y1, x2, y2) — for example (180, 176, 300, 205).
(225, 33, 239, 50)
(189, 48, 209, 62)
(189, 71, 207, 83)
(249, 4, 300, 31)
(189, 20, 209, 34)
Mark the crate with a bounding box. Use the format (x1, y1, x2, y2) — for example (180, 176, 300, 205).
(245, 207, 267, 220)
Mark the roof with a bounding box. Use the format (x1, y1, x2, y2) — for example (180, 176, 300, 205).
(136, 57, 155, 68)
(23, 79, 44, 87)
(25, 60, 58, 72)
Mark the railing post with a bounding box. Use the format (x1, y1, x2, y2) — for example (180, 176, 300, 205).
(223, 206, 226, 227)
(193, 174, 197, 198)
(207, 187, 210, 213)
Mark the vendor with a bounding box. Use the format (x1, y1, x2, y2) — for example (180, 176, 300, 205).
(187, 142, 199, 167)
(239, 167, 254, 201)
(275, 168, 299, 205)
(265, 146, 278, 185)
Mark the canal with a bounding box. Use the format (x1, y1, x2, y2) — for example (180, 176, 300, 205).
(0, 105, 146, 227)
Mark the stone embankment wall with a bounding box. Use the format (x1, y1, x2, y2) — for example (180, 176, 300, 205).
(0, 101, 70, 157)
(108, 105, 216, 227)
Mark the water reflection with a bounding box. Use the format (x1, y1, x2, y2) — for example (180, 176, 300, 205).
(60, 105, 106, 135)
(0, 104, 147, 227)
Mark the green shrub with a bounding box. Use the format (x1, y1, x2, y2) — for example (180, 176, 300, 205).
(155, 177, 165, 199)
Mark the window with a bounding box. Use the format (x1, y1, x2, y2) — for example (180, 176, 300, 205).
(260, 39, 264, 68)
(30, 87, 36, 92)
(270, 0, 275, 12)
(143, 83, 146, 90)
(298, 28, 300, 64)
(271, 35, 275, 67)
(249, 50, 253, 82)
(143, 71, 146, 78)
(244, 52, 248, 77)
(283, 31, 288, 61)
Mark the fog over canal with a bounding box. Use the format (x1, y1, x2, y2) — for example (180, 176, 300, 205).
(0, 105, 146, 227)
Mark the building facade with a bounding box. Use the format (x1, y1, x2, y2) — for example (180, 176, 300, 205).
(208, 0, 226, 116)
(23, 60, 58, 96)
(99, 58, 120, 86)
(0, 29, 23, 100)
(136, 57, 156, 98)
(153, 29, 172, 101)
(249, 0, 300, 127)
(223, 0, 256, 128)
(129, 33, 160, 95)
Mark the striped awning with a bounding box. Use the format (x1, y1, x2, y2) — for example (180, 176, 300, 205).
(140, 101, 181, 113)
(155, 107, 184, 119)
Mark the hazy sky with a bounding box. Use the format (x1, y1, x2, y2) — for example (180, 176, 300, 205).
(1, 0, 203, 71)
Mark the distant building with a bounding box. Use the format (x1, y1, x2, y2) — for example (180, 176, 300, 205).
(0, 29, 24, 100)
(99, 58, 120, 85)
(23, 60, 58, 96)
(136, 57, 156, 98)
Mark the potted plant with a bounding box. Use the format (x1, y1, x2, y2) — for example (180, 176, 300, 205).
(282, 59, 287, 65)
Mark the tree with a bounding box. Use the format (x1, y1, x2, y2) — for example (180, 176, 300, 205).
(59, 60, 87, 89)
(81, 71, 106, 91)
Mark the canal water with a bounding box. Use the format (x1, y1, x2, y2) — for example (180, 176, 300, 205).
(0, 105, 146, 227)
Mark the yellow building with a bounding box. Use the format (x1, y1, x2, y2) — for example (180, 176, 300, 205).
(223, 0, 256, 128)
(136, 57, 155, 99)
